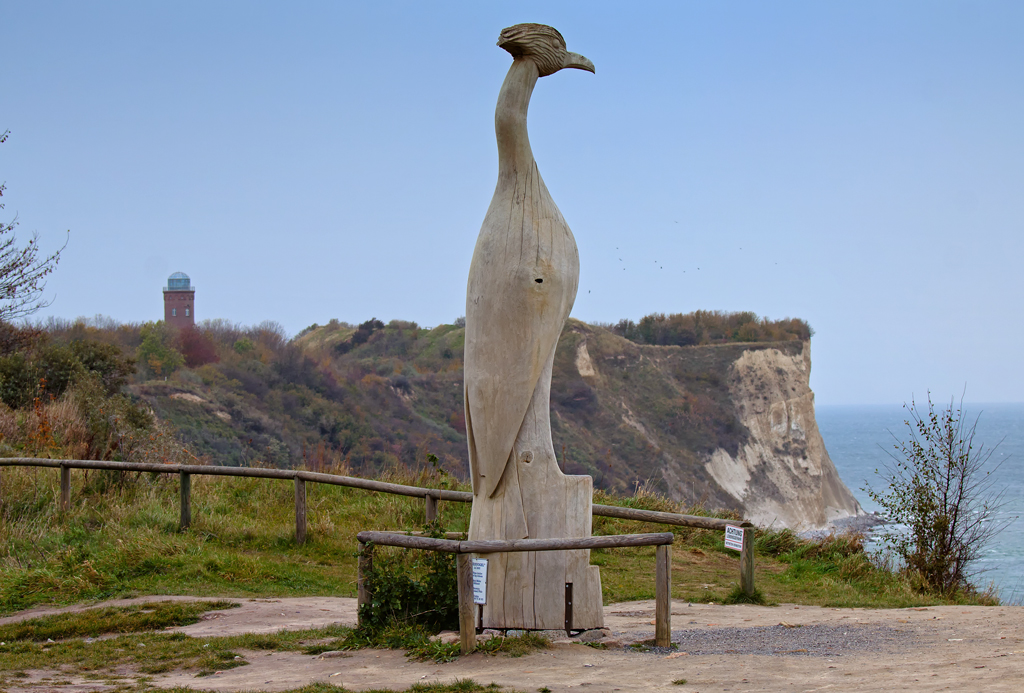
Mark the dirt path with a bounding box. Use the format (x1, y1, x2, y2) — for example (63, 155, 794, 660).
(5, 597, 1023, 692)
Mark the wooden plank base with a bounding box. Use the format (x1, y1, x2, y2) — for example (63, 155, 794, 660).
(470, 462, 603, 630)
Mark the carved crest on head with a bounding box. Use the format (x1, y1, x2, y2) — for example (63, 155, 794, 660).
(498, 23, 594, 76)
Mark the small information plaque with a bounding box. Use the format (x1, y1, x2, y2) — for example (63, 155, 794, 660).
(471, 558, 488, 605)
(724, 525, 744, 552)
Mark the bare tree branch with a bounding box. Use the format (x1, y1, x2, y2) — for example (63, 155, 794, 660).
(0, 129, 68, 321)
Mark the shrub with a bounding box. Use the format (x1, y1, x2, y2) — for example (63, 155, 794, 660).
(68, 339, 135, 394)
(136, 322, 184, 378)
(755, 528, 802, 557)
(0, 351, 37, 408)
(866, 393, 1012, 595)
(554, 380, 597, 412)
(358, 523, 459, 634)
(722, 585, 767, 605)
(351, 318, 385, 346)
(0, 335, 137, 409)
(177, 327, 220, 367)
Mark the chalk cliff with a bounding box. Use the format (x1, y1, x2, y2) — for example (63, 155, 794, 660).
(700, 342, 863, 530)
(549, 321, 862, 531)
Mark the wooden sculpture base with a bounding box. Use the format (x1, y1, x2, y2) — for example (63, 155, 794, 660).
(469, 452, 603, 631)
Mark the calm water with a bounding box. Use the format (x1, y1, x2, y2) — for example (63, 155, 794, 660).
(817, 403, 1024, 600)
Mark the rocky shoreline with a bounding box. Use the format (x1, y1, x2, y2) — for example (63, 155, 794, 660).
(800, 511, 886, 540)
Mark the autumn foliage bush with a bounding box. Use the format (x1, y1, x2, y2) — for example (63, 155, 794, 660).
(0, 321, 188, 463)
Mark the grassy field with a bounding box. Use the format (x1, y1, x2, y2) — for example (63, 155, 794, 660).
(0, 463, 994, 617)
(0, 463, 1000, 691)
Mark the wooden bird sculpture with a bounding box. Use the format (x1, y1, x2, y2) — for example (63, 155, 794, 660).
(464, 23, 603, 631)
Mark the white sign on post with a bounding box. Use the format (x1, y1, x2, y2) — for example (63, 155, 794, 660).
(471, 558, 488, 605)
(724, 525, 744, 552)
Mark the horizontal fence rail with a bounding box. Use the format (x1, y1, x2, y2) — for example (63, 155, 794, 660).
(0, 456, 755, 606)
(591, 504, 735, 531)
(355, 530, 675, 554)
(0, 457, 469, 499)
(357, 530, 676, 653)
(0, 457, 745, 530)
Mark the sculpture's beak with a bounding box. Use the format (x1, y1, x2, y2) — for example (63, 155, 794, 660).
(563, 51, 595, 73)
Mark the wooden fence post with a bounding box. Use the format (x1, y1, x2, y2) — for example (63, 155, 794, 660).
(457, 553, 476, 655)
(60, 465, 70, 512)
(424, 491, 437, 523)
(655, 543, 672, 647)
(357, 541, 373, 627)
(740, 522, 755, 596)
(179, 472, 191, 530)
(295, 477, 307, 545)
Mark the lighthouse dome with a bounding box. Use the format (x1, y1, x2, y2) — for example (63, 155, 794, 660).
(166, 272, 191, 291)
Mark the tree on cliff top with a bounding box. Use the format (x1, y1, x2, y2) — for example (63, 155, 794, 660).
(867, 393, 1013, 595)
(0, 130, 68, 321)
(612, 310, 812, 347)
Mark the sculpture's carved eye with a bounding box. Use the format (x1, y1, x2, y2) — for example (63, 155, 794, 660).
(535, 278, 543, 283)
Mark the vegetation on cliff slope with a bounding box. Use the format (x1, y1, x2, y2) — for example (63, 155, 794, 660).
(2, 312, 807, 506)
(0, 322, 183, 465)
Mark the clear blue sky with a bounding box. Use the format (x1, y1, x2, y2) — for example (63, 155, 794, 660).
(3, 1, 1022, 405)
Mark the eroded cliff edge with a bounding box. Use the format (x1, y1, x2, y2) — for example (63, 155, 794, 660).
(550, 320, 862, 531)
(701, 341, 862, 530)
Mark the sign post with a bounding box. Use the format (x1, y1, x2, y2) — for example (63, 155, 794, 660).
(724, 524, 744, 552)
(471, 558, 488, 605)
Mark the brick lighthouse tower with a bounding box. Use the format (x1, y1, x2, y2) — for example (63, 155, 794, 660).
(163, 272, 195, 329)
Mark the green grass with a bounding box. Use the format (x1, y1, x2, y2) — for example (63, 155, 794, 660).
(722, 586, 767, 605)
(0, 464, 997, 623)
(0, 620, 351, 680)
(0, 465, 469, 615)
(0, 605, 546, 687)
(0, 599, 238, 641)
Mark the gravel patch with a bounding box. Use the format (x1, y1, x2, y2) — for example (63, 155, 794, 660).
(664, 623, 913, 657)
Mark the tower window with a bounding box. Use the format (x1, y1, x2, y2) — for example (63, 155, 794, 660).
(172, 308, 176, 317)
(185, 308, 190, 317)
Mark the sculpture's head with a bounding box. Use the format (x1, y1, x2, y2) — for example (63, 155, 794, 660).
(497, 23, 595, 77)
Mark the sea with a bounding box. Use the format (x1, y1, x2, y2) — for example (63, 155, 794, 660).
(817, 403, 1024, 601)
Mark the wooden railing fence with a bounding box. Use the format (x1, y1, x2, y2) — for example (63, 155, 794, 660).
(0, 457, 756, 613)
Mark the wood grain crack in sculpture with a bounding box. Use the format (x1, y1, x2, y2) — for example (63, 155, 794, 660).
(464, 23, 602, 631)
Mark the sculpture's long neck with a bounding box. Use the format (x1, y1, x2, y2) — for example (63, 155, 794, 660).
(494, 58, 540, 179)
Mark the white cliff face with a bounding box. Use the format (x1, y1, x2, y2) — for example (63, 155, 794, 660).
(703, 342, 862, 531)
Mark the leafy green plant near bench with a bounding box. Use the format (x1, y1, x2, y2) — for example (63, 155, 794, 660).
(358, 522, 459, 634)
(345, 522, 550, 662)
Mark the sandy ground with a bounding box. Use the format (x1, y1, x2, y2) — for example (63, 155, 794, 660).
(4, 597, 1023, 692)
